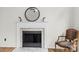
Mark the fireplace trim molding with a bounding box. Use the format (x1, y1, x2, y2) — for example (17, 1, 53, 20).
(17, 22, 47, 48)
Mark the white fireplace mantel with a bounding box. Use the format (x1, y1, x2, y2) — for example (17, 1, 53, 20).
(17, 22, 47, 48)
(17, 22, 47, 28)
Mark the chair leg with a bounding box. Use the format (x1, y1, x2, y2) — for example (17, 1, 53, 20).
(55, 43, 56, 52)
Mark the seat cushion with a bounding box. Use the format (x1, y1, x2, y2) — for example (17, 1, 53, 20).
(56, 41, 72, 48)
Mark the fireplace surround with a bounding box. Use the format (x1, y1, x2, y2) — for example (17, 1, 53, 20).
(17, 22, 47, 48)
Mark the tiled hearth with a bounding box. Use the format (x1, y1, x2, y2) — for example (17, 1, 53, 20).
(13, 48, 48, 52)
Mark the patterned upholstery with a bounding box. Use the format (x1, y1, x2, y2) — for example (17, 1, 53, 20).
(56, 41, 71, 48)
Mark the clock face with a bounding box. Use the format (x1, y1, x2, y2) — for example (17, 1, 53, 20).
(25, 7, 40, 22)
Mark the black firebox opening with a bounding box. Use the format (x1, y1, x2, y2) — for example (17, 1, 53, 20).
(22, 31, 42, 48)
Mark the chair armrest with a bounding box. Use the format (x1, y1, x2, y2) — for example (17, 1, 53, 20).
(57, 36, 66, 42)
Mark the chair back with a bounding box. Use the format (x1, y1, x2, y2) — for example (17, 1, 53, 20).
(66, 28, 78, 41)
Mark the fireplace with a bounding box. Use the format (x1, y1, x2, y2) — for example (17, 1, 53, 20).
(17, 22, 47, 48)
(22, 31, 42, 48)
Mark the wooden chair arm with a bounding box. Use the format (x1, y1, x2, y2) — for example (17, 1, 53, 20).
(57, 36, 66, 42)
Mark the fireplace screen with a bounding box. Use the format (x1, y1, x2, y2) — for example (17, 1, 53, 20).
(22, 31, 42, 48)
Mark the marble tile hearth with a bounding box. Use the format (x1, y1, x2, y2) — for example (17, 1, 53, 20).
(13, 48, 48, 52)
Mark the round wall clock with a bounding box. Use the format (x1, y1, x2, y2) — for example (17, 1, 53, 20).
(24, 7, 40, 22)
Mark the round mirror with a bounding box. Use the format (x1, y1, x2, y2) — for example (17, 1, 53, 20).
(25, 7, 40, 22)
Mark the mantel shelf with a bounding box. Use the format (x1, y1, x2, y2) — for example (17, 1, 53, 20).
(17, 22, 47, 28)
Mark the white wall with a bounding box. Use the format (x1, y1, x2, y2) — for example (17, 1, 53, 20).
(71, 7, 79, 51)
(0, 7, 70, 48)
(72, 8, 79, 30)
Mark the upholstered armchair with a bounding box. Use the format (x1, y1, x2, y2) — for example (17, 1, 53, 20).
(55, 28, 78, 52)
